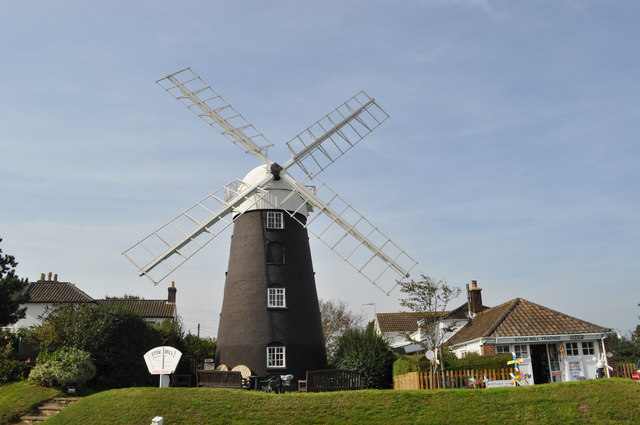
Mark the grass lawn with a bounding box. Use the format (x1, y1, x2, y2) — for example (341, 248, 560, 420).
(0, 381, 60, 425)
(37, 379, 640, 425)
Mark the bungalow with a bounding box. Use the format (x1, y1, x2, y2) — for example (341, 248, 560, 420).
(375, 281, 614, 384)
(375, 281, 489, 354)
(6, 272, 178, 331)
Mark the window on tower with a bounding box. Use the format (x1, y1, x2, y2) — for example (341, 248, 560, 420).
(266, 211, 284, 229)
(266, 345, 286, 368)
(267, 287, 286, 308)
(266, 242, 285, 264)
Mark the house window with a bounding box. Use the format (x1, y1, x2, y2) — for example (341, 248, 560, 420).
(514, 344, 529, 359)
(496, 345, 510, 354)
(267, 288, 286, 308)
(565, 342, 579, 356)
(581, 341, 595, 355)
(266, 211, 284, 229)
(266, 242, 285, 264)
(267, 346, 286, 368)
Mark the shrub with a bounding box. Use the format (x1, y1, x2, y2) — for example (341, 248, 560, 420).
(392, 354, 429, 376)
(29, 346, 95, 388)
(447, 352, 513, 370)
(334, 326, 395, 389)
(31, 304, 161, 388)
(0, 330, 32, 382)
(393, 351, 514, 376)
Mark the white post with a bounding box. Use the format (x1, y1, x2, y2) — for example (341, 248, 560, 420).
(600, 337, 611, 378)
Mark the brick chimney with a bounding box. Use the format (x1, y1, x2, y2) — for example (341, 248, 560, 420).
(467, 280, 485, 315)
(167, 281, 177, 304)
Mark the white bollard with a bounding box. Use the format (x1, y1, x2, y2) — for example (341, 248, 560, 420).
(151, 416, 163, 425)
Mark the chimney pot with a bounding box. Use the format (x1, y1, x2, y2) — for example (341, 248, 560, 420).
(47, 272, 52, 281)
(167, 281, 177, 304)
(53, 274, 58, 281)
(468, 280, 484, 314)
(40, 273, 45, 281)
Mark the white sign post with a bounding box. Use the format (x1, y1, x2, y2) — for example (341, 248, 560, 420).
(144, 346, 183, 388)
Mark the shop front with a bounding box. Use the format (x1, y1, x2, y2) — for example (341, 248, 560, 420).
(491, 333, 610, 384)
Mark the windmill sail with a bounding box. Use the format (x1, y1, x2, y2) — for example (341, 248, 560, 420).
(283, 91, 389, 179)
(123, 179, 269, 284)
(278, 174, 417, 295)
(157, 67, 272, 164)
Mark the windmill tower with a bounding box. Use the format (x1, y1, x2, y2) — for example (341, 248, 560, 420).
(124, 68, 417, 379)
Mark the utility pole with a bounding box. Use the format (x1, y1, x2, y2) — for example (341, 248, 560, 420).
(197, 323, 200, 338)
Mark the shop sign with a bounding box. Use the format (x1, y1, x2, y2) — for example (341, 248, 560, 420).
(569, 361, 583, 377)
(485, 380, 513, 388)
(492, 333, 604, 344)
(144, 346, 182, 375)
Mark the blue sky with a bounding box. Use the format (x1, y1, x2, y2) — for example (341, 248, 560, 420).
(1, 0, 638, 338)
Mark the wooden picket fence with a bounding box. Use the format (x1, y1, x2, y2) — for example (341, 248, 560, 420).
(616, 363, 637, 379)
(394, 368, 515, 390)
(395, 363, 639, 389)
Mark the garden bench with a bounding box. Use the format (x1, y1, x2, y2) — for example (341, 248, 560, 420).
(196, 370, 243, 389)
(298, 369, 362, 392)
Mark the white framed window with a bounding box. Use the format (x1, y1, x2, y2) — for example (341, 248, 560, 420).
(496, 345, 510, 354)
(514, 344, 529, 359)
(267, 288, 286, 308)
(565, 342, 579, 356)
(266, 211, 284, 229)
(581, 341, 595, 355)
(267, 346, 286, 368)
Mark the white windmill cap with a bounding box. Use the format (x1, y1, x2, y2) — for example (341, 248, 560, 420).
(237, 165, 313, 216)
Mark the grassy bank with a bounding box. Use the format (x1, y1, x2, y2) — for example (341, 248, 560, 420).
(40, 379, 640, 425)
(0, 382, 60, 424)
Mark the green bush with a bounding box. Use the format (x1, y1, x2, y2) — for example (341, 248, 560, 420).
(31, 304, 161, 388)
(0, 330, 32, 383)
(334, 326, 395, 389)
(448, 352, 513, 370)
(182, 333, 216, 361)
(29, 347, 95, 388)
(392, 354, 429, 376)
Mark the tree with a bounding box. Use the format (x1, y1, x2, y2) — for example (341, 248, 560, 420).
(319, 299, 364, 362)
(152, 318, 185, 350)
(32, 304, 161, 388)
(183, 333, 216, 362)
(611, 303, 640, 363)
(398, 274, 461, 388)
(0, 238, 29, 326)
(103, 294, 142, 300)
(333, 325, 395, 389)
(398, 274, 461, 351)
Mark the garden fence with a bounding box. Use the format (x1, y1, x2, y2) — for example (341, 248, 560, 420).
(394, 368, 513, 390)
(394, 363, 636, 390)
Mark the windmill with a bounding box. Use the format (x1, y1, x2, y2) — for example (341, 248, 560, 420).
(123, 68, 418, 379)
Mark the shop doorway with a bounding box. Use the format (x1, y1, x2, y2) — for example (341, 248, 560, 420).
(530, 344, 551, 384)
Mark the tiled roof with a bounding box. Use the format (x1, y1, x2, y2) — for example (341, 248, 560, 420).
(442, 303, 490, 320)
(446, 298, 610, 346)
(96, 299, 175, 318)
(22, 281, 94, 303)
(376, 312, 446, 333)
